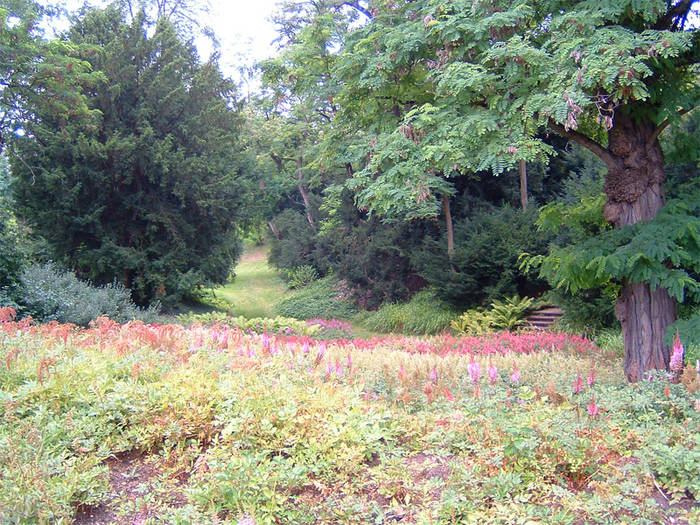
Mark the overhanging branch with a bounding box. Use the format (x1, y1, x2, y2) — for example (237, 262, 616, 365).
(648, 107, 695, 146)
(547, 119, 616, 169)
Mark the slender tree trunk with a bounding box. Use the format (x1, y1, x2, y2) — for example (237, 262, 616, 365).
(442, 193, 455, 260)
(267, 220, 280, 240)
(603, 111, 676, 382)
(296, 156, 316, 231)
(519, 159, 528, 211)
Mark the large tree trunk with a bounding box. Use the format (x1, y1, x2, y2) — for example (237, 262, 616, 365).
(603, 111, 676, 382)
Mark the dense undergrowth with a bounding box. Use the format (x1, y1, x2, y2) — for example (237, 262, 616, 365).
(1, 308, 698, 524)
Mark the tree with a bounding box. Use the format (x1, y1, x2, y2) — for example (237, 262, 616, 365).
(336, 0, 699, 381)
(10, 6, 253, 305)
(0, 0, 99, 150)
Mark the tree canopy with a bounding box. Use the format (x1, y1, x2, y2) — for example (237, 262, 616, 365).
(9, 5, 254, 305)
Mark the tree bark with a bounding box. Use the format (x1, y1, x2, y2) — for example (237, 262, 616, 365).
(519, 159, 528, 211)
(268, 220, 280, 241)
(442, 193, 455, 260)
(296, 156, 316, 231)
(603, 111, 676, 382)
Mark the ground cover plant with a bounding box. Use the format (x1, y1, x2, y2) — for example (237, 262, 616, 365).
(1, 307, 698, 524)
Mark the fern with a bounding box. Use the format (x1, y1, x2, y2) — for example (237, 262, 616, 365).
(532, 194, 700, 302)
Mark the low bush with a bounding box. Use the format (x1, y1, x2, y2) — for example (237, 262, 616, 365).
(273, 277, 358, 320)
(16, 262, 159, 325)
(451, 295, 535, 336)
(177, 312, 320, 337)
(450, 309, 495, 336)
(284, 265, 319, 289)
(362, 290, 458, 335)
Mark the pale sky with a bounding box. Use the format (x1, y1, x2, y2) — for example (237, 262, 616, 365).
(44, 0, 283, 85)
(200, 0, 281, 69)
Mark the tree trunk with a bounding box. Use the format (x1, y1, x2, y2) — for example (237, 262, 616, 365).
(442, 193, 455, 260)
(297, 156, 316, 231)
(519, 159, 528, 211)
(603, 111, 676, 382)
(268, 220, 280, 241)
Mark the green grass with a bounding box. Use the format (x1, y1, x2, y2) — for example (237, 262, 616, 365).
(213, 244, 289, 318)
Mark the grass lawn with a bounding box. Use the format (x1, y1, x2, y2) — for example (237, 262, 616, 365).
(213, 244, 289, 318)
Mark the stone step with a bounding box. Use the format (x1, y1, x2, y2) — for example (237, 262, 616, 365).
(525, 307, 563, 329)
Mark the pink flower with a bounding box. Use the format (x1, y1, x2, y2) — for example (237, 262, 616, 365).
(573, 372, 583, 394)
(335, 360, 343, 377)
(397, 365, 406, 383)
(468, 359, 481, 384)
(587, 397, 599, 417)
(510, 365, 520, 384)
(429, 367, 438, 383)
(346, 354, 352, 372)
(488, 364, 498, 384)
(670, 331, 684, 372)
(302, 342, 310, 354)
(444, 387, 455, 402)
(587, 368, 595, 387)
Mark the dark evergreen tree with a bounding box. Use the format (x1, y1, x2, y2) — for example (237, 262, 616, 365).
(10, 6, 253, 305)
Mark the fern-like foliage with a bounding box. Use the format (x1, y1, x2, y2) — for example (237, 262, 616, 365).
(535, 194, 700, 303)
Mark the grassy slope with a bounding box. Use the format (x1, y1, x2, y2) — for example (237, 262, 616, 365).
(214, 244, 289, 318)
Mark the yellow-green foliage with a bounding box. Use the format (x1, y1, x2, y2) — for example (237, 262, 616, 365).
(177, 312, 320, 336)
(452, 295, 535, 335)
(363, 290, 458, 335)
(450, 308, 494, 336)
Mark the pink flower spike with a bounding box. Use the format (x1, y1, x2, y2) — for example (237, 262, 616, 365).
(670, 330, 684, 372)
(573, 373, 583, 394)
(468, 359, 481, 384)
(346, 354, 352, 372)
(587, 368, 596, 387)
(510, 365, 520, 384)
(397, 365, 406, 383)
(587, 397, 599, 417)
(429, 367, 438, 383)
(302, 342, 310, 354)
(488, 364, 498, 384)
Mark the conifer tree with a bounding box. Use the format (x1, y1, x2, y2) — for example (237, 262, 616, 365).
(10, 6, 253, 305)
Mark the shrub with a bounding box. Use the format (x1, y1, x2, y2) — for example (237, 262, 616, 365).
(284, 265, 319, 289)
(416, 205, 552, 308)
(268, 209, 319, 271)
(177, 312, 320, 336)
(450, 309, 495, 336)
(314, 199, 435, 307)
(273, 277, 358, 320)
(489, 295, 535, 331)
(363, 290, 458, 335)
(17, 262, 159, 325)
